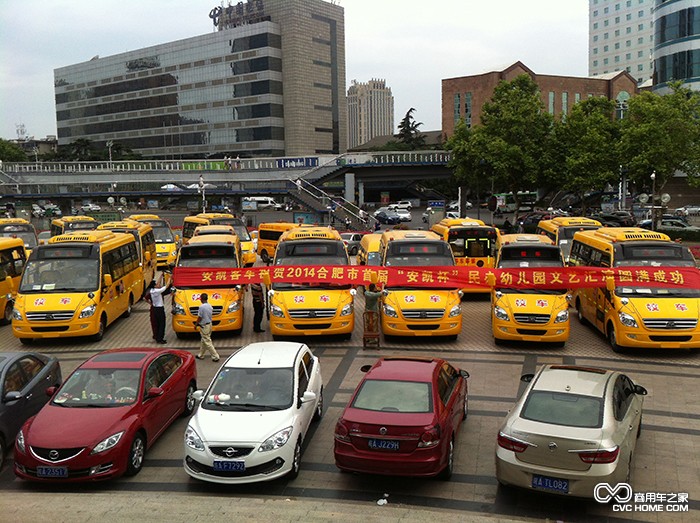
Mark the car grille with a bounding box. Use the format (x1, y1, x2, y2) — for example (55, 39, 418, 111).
(209, 446, 254, 458)
(26, 310, 76, 321)
(513, 313, 550, 324)
(407, 324, 440, 331)
(293, 323, 332, 330)
(642, 318, 698, 329)
(185, 456, 284, 477)
(649, 335, 692, 342)
(188, 306, 223, 316)
(31, 446, 85, 462)
(516, 329, 547, 336)
(288, 308, 336, 319)
(401, 309, 444, 319)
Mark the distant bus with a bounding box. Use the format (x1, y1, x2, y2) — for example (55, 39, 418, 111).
(494, 192, 538, 213)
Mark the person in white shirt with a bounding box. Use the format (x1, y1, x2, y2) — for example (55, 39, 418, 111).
(147, 278, 172, 344)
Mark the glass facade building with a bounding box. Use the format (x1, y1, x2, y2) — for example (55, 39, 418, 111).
(653, 0, 700, 92)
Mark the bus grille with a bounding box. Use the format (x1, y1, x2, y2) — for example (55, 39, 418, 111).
(26, 310, 75, 321)
(188, 306, 223, 316)
(513, 313, 550, 324)
(642, 318, 697, 330)
(402, 309, 445, 319)
(288, 308, 336, 319)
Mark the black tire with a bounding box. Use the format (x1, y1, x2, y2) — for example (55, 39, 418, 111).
(0, 434, 6, 471)
(494, 337, 506, 346)
(1, 303, 13, 326)
(122, 295, 134, 318)
(637, 414, 642, 439)
(438, 438, 454, 480)
(607, 323, 624, 353)
(125, 433, 146, 477)
(176, 331, 187, 340)
(261, 250, 270, 264)
(312, 387, 323, 422)
(182, 382, 196, 417)
(447, 334, 458, 341)
(272, 334, 282, 341)
(19, 338, 34, 346)
(576, 299, 587, 325)
(287, 439, 302, 480)
(350, 246, 358, 256)
(92, 315, 107, 342)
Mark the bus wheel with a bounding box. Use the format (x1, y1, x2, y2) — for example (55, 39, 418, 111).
(261, 250, 270, 264)
(607, 323, 624, 353)
(122, 295, 134, 318)
(92, 316, 107, 342)
(575, 299, 587, 325)
(176, 331, 187, 340)
(19, 338, 34, 346)
(1, 303, 13, 325)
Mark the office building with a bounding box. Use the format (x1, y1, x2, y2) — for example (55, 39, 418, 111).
(589, 0, 654, 84)
(54, 0, 346, 159)
(653, 0, 700, 93)
(347, 79, 394, 149)
(442, 62, 638, 137)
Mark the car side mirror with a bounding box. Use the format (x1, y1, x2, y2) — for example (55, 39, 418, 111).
(301, 390, 316, 404)
(146, 387, 164, 399)
(460, 370, 470, 379)
(192, 390, 205, 402)
(4, 391, 21, 402)
(634, 384, 648, 396)
(520, 373, 534, 383)
(360, 364, 372, 373)
(45, 386, 58, 397)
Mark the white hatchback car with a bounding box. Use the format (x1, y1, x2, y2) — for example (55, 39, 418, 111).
(184, 342, 323, 484)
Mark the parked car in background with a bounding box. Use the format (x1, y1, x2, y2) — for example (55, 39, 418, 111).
(375, 210, 401, 225)
(81, 203, 101, 212)
(0, 352, 62, 471)
(373, 206, 392, 217)
(42, 204, 62, 218)
(448, 200, 473, 211)
(496, 365, 646, 498)
(389, 201, 412, 211)
(588, 212, 635, 227)
(395, 208, 412, 222)
(31, 204, 45, 218)
(422, 209, 459, 223)
(674, 205, 700, 216)
(341, 232, 364, 255)
(638, 218, 700, 232)
(334, 357, 469, 479)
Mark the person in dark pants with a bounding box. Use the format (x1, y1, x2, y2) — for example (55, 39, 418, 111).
(250, 282, 265, 333)
(147, 278, 172, 344)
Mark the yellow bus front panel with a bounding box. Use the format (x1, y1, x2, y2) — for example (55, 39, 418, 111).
(268, 289, 354, 337)
(491, 291, 570, 344)
(380, 289, 462, 337)
(156, 242, 178, 268)
(171, 288, 243, 335)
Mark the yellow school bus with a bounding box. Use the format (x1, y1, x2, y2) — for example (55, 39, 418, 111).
(536, 216, 602, 260)
(0, 237, 27, 325)
(0, 218, 38, 254)
(379, 229, 462, 339)
(257, 222, 303, 264)
(128, 214, 179, 269)
(268, 226, 355, 339)
(170, 234, 244, 337)
(357, 233, 381, 266)
(183, 213, 255, 267)
(50, 216, 98, 236)
(568, 227, 700, 352)
(491, 234, 570, 347)
(12, 230, 143, 343)
(431, 217, 499, 292)
(98, 220, 157, 298)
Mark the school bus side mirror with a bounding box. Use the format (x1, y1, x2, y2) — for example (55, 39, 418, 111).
(5, 275, 14, 293)
(605, 276, 615, 293)
(103, 274, 113, 287)
(145, 251, 152, 262)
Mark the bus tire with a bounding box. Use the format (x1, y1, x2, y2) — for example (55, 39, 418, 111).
(575, 299, 587, 325)
(122, 295, 134, 318)
(1, 303, 13, 325)
(19, 338, 34, 346)
(92, 315, 107, 342)
(261, 250, 270, 264)
(176, 331, 187, 340)
(607, 322, 624, 353)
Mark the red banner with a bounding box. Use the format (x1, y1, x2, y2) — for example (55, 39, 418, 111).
(172, 265, 700, 290)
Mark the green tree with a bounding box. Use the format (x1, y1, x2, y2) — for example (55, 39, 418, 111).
(396, 108, 426, 149)
(0, 139, 28, 162)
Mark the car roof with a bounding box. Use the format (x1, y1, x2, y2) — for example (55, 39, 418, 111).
(225, 342, 308, 369)
(532, 365, 614, 397)
(81, 348, 168, 369)
(365, 357, 441, 382)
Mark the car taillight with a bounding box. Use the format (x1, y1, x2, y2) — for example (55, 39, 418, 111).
(334, 420, 350, 442)
(577, 446, 619, 464)
(418, 426, 440, 448)
(497, 432, 530, 453)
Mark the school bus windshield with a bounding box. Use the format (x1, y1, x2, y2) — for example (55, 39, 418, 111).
(273, 241, 350, 290)
(20, 257, 100, 293)
(0, 230, 37, 249)
(447, 228, 497, 258)
(177, 245, 239, 268)
(384, 242, 454, 267)
(614, 244, 696, 268)
(151, 225, 175, 243)
(498, 246, 563, 268)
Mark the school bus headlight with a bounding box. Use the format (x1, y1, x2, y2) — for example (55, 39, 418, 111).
(79, 305, 96, 319)
(11, 308, 23, 321)
(340, 304, 353, 316)
(449, 305, 461, 317)
(271, 305, 285, 318)
(172, 303, 186, 316)
(383, 303, 398, 318)
(227, 301, 241, 313)
(494, 306, 510, 321)
(619, 312, 638, 328)
(554, 310, 569, 323)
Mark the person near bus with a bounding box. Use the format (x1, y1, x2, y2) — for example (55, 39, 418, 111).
(195, 293, 219, 362)
(147, 278, 172, 344)
(250, 281, 265, 333)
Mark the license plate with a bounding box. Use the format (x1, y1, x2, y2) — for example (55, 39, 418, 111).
(531, 474, 569, 493)
(36, 466, 68, 478)
(213, 460, 245, 472)
(367, 439, 400, 451)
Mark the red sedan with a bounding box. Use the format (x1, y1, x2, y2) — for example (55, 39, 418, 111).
(334, 357, 469, 479)
(14, 348, 197, 481)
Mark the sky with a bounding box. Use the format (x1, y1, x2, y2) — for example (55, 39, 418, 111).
(0, 0, 589, 141)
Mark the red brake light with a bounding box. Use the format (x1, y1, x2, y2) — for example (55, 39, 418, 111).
(577, 446, 619, 464)
(418, 426, 441, 448)
(334, 420, 350, 442)
(497, 432, 529, 453)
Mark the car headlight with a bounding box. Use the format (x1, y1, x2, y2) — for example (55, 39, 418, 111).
(16, 429, 26, 454)
(11, 308, 22, 321)
(91, 431, 124, 454)
(494, 306, 510, 321)
(619, 312, 638, 328)
(383, 303, 398, 318)
(172, 303, 185, 316)
(449, 304, 461, 317)
(340, 303, 353, 316)
(227, 300, 240, 313)
(258, 426, 293, 452)
(554, 309, 569, 323)
(184, 426, 205, 451)
(79, 304, 96, 319)
(270, 304, 285, 318)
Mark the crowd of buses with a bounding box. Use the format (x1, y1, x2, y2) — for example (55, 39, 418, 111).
(0, 211, 698, 352)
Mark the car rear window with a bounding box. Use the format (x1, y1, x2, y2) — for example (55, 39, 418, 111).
(352, 380, 432, 413)
(521, 391, 603, 428)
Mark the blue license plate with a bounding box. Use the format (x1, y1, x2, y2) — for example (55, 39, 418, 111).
(36, 466, 68, 478)
(213, 460, 245, 472)
(531, 474, 569, 493)
(368, 439, 400, 451)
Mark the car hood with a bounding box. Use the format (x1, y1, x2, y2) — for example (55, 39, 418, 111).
(26, 404, 131, 447)
(192, 407, 292, 443)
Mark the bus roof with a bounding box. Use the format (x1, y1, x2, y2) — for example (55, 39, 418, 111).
(435, 218, 486, 228)
(98, 220, 152, 233)
(197, 212, 235, 220)
(0, 218, 33, 227)
(280, 226, 342, 242)
(127, 214, 162, 221)
(52, 216, 97, 224)
(48, 230, 126, 244)
(575, 227, 671, 243)
(193, 224, 236, 236)
(498, 233, 555, 246)
(186, 234, 240, 246)
(538, 216, 602, 229)
(381, 229, 442, 242)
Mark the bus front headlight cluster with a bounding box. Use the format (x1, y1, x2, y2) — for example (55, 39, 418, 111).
(448, 304, 461, 317)
(11, 308, 22, 321)
(619, 312, 638, 328)
(340, 303, 353, 316)
(383, 303, 398, 318)
(494, 306, 510, 321)
(554, 310, 569, 323)
(270, 304, 285, 318)
(79, 305, 96, 319)
(172, 303, 186, 316)
(227, 300, 240, 313)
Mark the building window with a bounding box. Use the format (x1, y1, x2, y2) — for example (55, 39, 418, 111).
(615, 29, 620, 36)
(615, 42, 620, 49)
(604, 58, 609, 65)
(638, 50, 643, 57)
(594, 22, 599, 29)
(562, 92, 569, 116)
(615, 3, 620, 10)
(638, 24, 643, 30)
(464, 92, 472, 127)
(593, 60, 599, 67)
(626, 53, 631, 60)
(638, 37, 643, 44)
(594, 35, 599, 42)
(548, 92, 555, 115)
(594, 48, 599, 54)
(626, 40, 631, 47)
(615, 55, 620, 62)
(626, 14, 631, 21)
(604, 32, 609, 39)
(638, 10, 644, 17)
(575, 93, 581, 104)
(638, 64, 644, 71)
(626, 0, 631, 6)
(604, 20, 609, 27)
(594, 9, 599, 16)
(604, 7, 609, 14)
(604, 45, 609, 52)
(453, 93, 460, 125)
(615, 17, 620, 24)
(626, 26, 631, 33)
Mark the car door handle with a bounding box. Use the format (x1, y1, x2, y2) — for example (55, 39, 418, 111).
(628, 425, 633, 431)
(26, 393, 33, 400)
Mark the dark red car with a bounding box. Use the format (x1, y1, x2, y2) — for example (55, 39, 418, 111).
(334, 357, 469, 479)
(14, 348, 197, 481)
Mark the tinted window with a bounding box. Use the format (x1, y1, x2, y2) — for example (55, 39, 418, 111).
(19, 356, 45, 381)
(203, 367, 293, 410)
(521, 390, 603, 428)
(3, 362, 27, 395)
(352, 380, 433, 413)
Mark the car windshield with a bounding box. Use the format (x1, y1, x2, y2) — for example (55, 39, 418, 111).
(352, 379, 433, 413)
(19, 258, 100, 293)
(520, 390, 603, 428)
(52, 368, 141, 407)
(0, 231, 37, 249)
(366, 252, 381, 266)
(202, 367, 293, 411)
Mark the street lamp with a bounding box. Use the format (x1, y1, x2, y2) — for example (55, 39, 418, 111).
(650, 171, 656, 231)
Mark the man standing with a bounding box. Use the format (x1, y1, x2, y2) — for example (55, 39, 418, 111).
(147, 278, 172, 344)
(250, 282, 265, 333)
(195, 293, 219, 362)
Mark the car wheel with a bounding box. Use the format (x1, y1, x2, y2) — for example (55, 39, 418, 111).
(182, 382, 196, 417)
(122, 295, 134, 318)
(92, 315, 107, 342)
(287, 438, 302, 480)
(125, 432, 146, 476)
(351, 246, 358, 256)
(312, 387, 323, 422)
(1, 303, 13, 326)
(607, 323, 624, 353)
(439, 438, 454, 480)
(637, 414, 642, 439)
